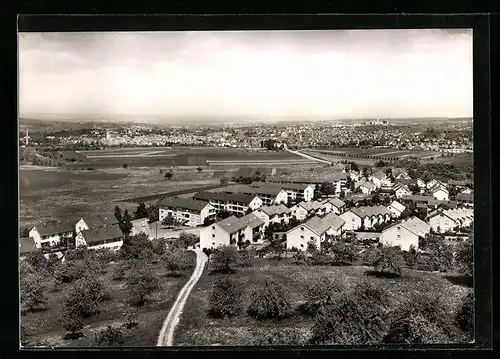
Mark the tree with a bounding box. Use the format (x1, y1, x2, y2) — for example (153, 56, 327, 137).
(403, 245, 419, 267)
(270, 238, 285, 259)
(310, 281, 389, 344)
(211, 245, 239, 273)
(208, 276, 245, 318)
(197, 167, 203, 172)
(61, 309, 84, 339)
(24, 250, 49, 276)
(455, 237, 473, 277)
(247, 278, 293, 319)
(371, 246, 405, 277)
(164, 171, 173, 180)
(20, 264, 47, 313)
(114, 206, 122, 222)
(147, 204, 159, 223)
(123, 305, 139, 329)
(120, 233, 154, 260)
(307, 241, 318, 255)
(95, 325, 125, 346)
(119, 210, 133, 236)
(62, 276, 105, 317)
(177, 231, 199, 249)
(303, 275, 345, 315)
(331, 243, 357, 265)
(125, 262, 160, 306)
(123, 164, 128, 169)
(455, 291, 474, 338)
(21, 226, 30, 238)
(163, 249, 188, 276)
(350, 161, 359, 172)
(375, 160, 385, 167)
(134, 202, 148, 219)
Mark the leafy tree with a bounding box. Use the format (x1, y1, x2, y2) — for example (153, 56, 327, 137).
(303, 275, 345, 315)
(197, 166, 203, 172)
(350, 161, 359, 172)
(164, 171, 173, 180)
(123, 305, 139, 329)
(177, 232, 199, 248)
(208, 276, 245, 318)
(307, 241, 318, 255)
(134, 202, 149, 219)
(125, 262, 159, 306)
(247, 278, 293, 319)
(162, 249, 189, 276)
(331, 243, 357, 265)
(21, 226, 31, 238)
(370, 246, 405, 277)
(455, 291, 474, 337)
(123, 164, 128, 169)
(375, 160, 386, 167)
(62, 276, 105, 317)
(120, 233, 154, 260)
(237, 248, 254, 267)
(46, 253, 60, 274)
(111, 261, 128, 281)
(211, 245, 239, 273)
(114, 206, 122, 223)
(24, 250, 49, 276)
(152, 237, 168, 256)
(20, 265, 47, 313)
(270, 238, 285, 259)
(54, 260, 93, 286)
(310, 281, 389, 344)
(60, 309, 84, 339)
(95, 325, 125, 346)
(218, 210, 231, 219)
(384, 293, 460, 344)
(293, 250, 307, 264)
(455, 237, 473, 277)
(403, 245, 419, 267)
(119, 210, 133, 236)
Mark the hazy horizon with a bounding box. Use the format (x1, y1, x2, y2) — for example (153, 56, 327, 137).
(19, 29, 473, 123)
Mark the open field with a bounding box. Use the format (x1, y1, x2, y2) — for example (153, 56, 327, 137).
(19, 166, 220, 229)
(303, 148, 444, 164)
(175, 258, 470, 346)
(22, 252, 196, 347)
(66, 147, 307, 168)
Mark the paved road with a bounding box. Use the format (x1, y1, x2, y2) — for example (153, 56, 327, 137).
(287, 149, 332, 164)
(149, 222, 203, 240)
(156, 249, 208, 346)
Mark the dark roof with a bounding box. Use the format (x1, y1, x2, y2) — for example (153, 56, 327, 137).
(83, 213, 119, 229)
(19, 237, 37, 255)
(193, 191, 257, 205)
(160, 197, 210, 212)
(79, 224, 123, 244)
(216, 213, 265, 234)
(34, 221, 73, 236)
(350, 205, 392, 219)
(456, 193, 473, 202)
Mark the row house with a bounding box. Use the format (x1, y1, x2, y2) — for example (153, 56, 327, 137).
(332, 173, 350, 193)
(286, 212, 346, 251)
(193, 191, 262, 216)
(254, 204, 291, 226)
(393, 169, 411, 180)
(76, 224, 124, 251)
(159, 197, 216, 227)
(260, 182, 315, 202)
(394, 183, 412, 199)
(75, 213, 118, 235)
(430, 184, 449, 201)
(290, 200, 326, 220)
(387, 200, 406, 218)
(428, 208, 474, 233)
(219, 184, 288, 205)
(456, 192, 473, 206)
(339, 205, 393, 231)
(321, 197, 347, 215)
(380, 216, 431, 251)
(355, 179, 377, 195)
(29, 221, 74, 249)
(199, 213, 266, 250)
(370, 170, 390, 188)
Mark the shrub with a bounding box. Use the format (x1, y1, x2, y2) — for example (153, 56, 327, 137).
(252, 328, 308, 345)
(20, 270, 47, 313)
(211, 245, 239, 273)
(111, 261, 129, 281)
(403, 245, 419, 267)
(455, 237, 473, 276)
(293, 250, 307, 265)
(237, 249, 254, 267)
(123, 306, 139, 329)
(303, 275, 345, 315)
(384, 293, 460, 343)
(372, 246, 405, 277)
(247, 279, 293, 319)
(125, 262, 160, 306)
(310, 282, 389, 344)
(455, 291, 474, 336)
(310, 252, 333, 266)
(331, 243, 357, 265)
(95, 325, 125, 346)
(62, 276, 105, 317)
(61, 310, 84, 339)
(307, 241, 318, 254)
(208, 276, 245, 318)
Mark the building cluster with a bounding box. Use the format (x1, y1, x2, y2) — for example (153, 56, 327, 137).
(20, 164, 474, 259)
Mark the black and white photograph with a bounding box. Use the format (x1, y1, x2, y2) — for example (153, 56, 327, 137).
(19, 28, 475, 347)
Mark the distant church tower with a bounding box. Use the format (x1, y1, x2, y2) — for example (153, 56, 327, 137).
(24, 125, 29, 146)
(106, 129, 111, 140)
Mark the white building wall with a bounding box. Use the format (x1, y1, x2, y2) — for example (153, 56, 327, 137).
(380, 225, 419, 251)
(286, 226, 321, 251)
(292, 205, 309, 221)
(339, 211, 362, 231)
(75, 218, 89, 234)
(429, 214, 457, 233)
(433, 190, 449, 201)
(303, 186, 315, 201)
(249, 197, 263, 211)
(200, 224, 232, 250)
(274, 190, 289, 205)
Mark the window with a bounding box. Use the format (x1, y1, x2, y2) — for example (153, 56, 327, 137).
(396, 235, 401, 240)
(300, 244, 304, 248)
(397, 226, 401, 230)
(212, 226, 215, 230)
(212, 234, 215, 238)
(310, 236, 314, 241)
(300, 227, 304, 231)
(300, 235, 304, 239)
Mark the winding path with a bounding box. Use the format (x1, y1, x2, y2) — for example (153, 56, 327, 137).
(156, 249, 208, 346)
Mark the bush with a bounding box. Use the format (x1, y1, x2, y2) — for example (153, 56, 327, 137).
(293, 251, 307, 265)
(20, 269, 47, 313)
(123, 306, 139, 329)
(371, 246, 405, 277)
(310, 281, 389, 344)
(236, 249, 254, 267)
(384, 293, 461, 343)
(61, 310, 84, 339)
(95, 325, 125, 346)
(208, 276, 245, 318)
(125, 262, 160, 306)
(303, 275, 345, 315)
(111, 261, 129, 281)
(403, 245, 418, 267)
(62, 276, 105, 317)
(211, 245, 239, 273)
(455, 237, 473, 276)
(331, 243, 357, 265)
(247, 279, 293, 319)
(310, 252, 333, 266)
(455, 291, 474, 336)
(252, 328, 308, 345)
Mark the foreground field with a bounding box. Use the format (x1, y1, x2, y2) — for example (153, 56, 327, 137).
(22, 252, 196, 347)
(175, 258, 470, 346)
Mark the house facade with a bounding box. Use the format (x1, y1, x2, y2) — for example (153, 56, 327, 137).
(394, 184, 412, 199)
(432, 188, 449, 201)
(380, 217, 431, 251)
(159, 197, 216, 227)
(29, 221, 74, 249)
(199, 213, 265, 250)
(75, 224, 124, 250)
(286, 212, 345, 251)
(193, 191, 263, 216)
(222, 184, 288, 205)
(387, 200, 406, 218)
(253, 204, 291, 227)
(75, 213, 119, 234)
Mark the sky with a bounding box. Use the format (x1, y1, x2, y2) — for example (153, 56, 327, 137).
(18, 29, 473, 122)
